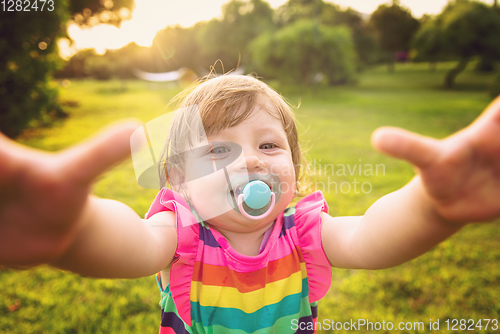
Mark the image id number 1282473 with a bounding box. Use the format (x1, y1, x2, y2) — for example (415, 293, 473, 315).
(445, 319, 498, 331)
(1, 0, 54, 11)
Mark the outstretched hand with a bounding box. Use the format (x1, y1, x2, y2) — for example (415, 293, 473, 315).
(0, 122, 139, 265)
(372, 96, 500, 223)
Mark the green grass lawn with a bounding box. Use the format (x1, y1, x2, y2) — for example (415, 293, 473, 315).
(1, 63, 499, 333)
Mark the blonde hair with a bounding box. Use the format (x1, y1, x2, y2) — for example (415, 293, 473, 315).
(160, 74, 307, 197)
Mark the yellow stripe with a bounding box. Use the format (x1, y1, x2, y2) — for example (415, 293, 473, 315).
(190, 265, 307, 314)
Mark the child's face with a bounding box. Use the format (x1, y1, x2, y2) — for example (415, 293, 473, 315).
(182, 103, 296, 232)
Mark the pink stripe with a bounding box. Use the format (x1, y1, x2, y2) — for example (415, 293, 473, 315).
(159, 327, 177, 334)
(199, 233, 300, 271)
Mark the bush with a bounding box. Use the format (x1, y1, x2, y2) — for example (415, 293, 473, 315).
(0, 1, 135, 138)
(251, 20, 357, 85)
(84, 56, 116, 80)
(0, 6, 69, 138)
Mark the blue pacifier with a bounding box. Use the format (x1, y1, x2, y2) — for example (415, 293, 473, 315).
(227, 174, 281, 220)
(243, 181, 271, 209)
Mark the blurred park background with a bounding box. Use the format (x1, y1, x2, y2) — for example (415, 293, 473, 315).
(1, 0, 500, 333)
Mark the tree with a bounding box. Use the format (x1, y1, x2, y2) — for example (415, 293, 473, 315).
(325, 7, 379, 66)
(412, 17, 445, 71)
(0, 0, 134, 138)
(369, 4, 420, 72)
(275, 0, 378, 67)
(413, 0, 500, 88)
(55, 49, 98, 79)
(196, 0, 275, 71)
(441, 1, 500, 87)
(69, 0, 134, 26)
(152, 25, 203, 73)
(251, 20, 357, 85)
(274, 0, 325, 27)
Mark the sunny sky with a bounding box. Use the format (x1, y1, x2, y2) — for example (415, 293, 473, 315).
(60, 0, 495, 58)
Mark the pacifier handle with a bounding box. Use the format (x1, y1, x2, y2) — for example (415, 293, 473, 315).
(237, 192, 276, 220)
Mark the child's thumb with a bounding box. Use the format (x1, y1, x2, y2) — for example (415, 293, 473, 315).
(62, 120, 142, 184)
(371, 127, 441, 169)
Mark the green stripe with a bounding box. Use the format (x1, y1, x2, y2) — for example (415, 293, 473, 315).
(160, 285, 193, 334)
(190, 278, 311, 332)
(191, 296, 312, 334)
(284, 207, 295, 217)
(195, 312, 310, 334)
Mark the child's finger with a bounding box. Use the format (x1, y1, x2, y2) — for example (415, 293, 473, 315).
(371, 127, 441, 168)
(470, 95, 500, 128)
(62, 121, 142, 184)
(0, 132, 44, 179)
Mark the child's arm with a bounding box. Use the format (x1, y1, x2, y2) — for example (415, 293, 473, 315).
(51, 198, 177, 278)
(321, 177, 462, 269)
(0, 123, 176, 278)
(321, 96, 500, 270)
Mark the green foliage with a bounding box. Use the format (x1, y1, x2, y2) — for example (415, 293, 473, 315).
(413, 0, 500, 88)
(152, 25, 203, 72)
(327, 8, 379, 66)
(474, 56, 496, 72)
(196, 0, 275, 70)
(0, 2, 69, 138)
(55, 49, 99, 78)
(251, 20, 357, 85)
(439, 0, 500, 60)
(58, 43, 157, 80)
(85, 55, 116, 80)
(69, 0, 135, 26)
(369, 3, 419, 71)
(370, 4, 420, 54)
(0, 0, 135, 138)
(89, 43, 145, 80)
(69, 0, 134, 16)
(144, 0, 276, 73)
(60, 0, 376, 84)
(412, 19, 445, 63)
(490, 73, 500, 98)
(274, 0, 327, 26)
(275, 0, 379, 66)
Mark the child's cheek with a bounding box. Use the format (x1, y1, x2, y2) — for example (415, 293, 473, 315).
(270, 159, 296, 194)
(186, 169, 233, 221)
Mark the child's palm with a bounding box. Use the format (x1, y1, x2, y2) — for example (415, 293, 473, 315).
(0, 123, 137, 265)
(373, 97, 500, 223)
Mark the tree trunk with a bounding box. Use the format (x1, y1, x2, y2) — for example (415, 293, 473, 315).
(444, 58, 469, 89)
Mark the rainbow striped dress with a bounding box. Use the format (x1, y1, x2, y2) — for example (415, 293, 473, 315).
(146, 188, 332, 334)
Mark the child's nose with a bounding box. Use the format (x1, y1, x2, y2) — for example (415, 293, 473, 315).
(244, 155, 264, 172)
(235, 149, 266, 174)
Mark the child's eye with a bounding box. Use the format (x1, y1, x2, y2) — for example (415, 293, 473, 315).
(260, 142, 278, 150)
(210, 146, 230, 155)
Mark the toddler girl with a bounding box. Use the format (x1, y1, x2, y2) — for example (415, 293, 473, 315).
(146, 75, 331, 333)
(0, 75, 499, 334)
